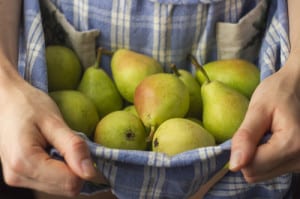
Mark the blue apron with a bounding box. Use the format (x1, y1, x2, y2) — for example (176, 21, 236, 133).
(21, 0, 292, 198)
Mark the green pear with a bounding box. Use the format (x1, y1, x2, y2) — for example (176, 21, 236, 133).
(94, 110, 147, 150)
(49, 90, 99, 138)
(170, 64, 202, 119)
(123, 105, 138, 117)
(78, 48, 123, 118)
(152, 118, 215, 156)
(195, 58, 260, 98)
(196, 61, 250, 143)
(201, 80, 249, 143)
(46, 45, 82, 92)
(134, 73, 190, 141)
(111, 48, 163, 103)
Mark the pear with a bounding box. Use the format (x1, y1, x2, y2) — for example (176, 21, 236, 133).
(123, 105, 138, 117)
(123, 104, 152, 137)
(201, 81, 249, 143)
(46, 45, 82, 92)
(78, 48, 123, 118)
(152, 118, 215, 156)
(94, 110, 147, 150)
(194, 58, 260, 98)
(111, 48, 163, 103)
(194, 58, 250, 143)
(134, 73, 190, 141)
(170, 64, 202, 119)
(49, 90, 99, 138)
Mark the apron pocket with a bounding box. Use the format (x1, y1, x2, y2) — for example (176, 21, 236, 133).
(40, 0, 100, 69)
(216, 0, 268, 62)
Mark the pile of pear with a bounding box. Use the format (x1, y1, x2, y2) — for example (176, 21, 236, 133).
(46, 45, 260, 156)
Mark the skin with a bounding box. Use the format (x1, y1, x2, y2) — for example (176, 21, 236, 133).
(230, 0, 300, 183)
(0, 1, 106, 197)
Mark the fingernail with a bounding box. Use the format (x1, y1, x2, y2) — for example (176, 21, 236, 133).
(229, 151, 241, 171)
(81, 159, 96, 178)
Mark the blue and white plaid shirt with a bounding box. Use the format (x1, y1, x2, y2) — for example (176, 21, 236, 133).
(21, 0, 292, 198)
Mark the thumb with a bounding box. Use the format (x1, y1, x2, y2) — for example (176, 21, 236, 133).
(229, 103, 272, 172)
(40, 116, 98, 180)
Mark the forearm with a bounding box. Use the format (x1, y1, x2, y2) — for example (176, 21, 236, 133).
(279, 0, 300, 83)
(287, 0, 300, 55)
(286, 0, 300, 67)
(0, 1, 22, 82)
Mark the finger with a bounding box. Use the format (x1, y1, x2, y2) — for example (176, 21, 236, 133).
(39, 115, 97, 180)
(240, 132, 297, 182)
(2, 147, 83, 197)
(230, 101, 272, 172)
(1, 119, 106, 196)
(241, 154, 300, 183)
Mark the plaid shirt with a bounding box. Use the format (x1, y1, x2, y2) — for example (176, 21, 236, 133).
(21, 0, 292, 198)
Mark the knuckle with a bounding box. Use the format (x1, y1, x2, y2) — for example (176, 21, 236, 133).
(8, 156, 25, 175)
(234, 128, 252, 140)
(232, 128, 254, 146)
(248, 100, 262, 111)
(68, 135, 87, 152)
(3, 170, 21, 186)
(3, 155, 29, 187)
(41, 114, 65, 132)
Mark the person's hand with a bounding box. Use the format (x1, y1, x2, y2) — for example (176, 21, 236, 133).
(229, 56, 300, 182)
(0, 60, 99, 196)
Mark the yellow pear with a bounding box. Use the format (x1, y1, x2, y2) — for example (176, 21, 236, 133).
(111, 48, 163, 103)
(134, 73, 190, 141)
(94, 110, 147, 150)
(152, 118, 215, 156)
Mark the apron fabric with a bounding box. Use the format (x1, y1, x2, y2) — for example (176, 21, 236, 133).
(21, 0, 292, 198)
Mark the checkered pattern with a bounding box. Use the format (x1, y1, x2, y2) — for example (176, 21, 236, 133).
(22, 0, 292, 198)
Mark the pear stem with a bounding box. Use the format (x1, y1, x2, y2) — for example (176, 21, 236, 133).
(94, 47, 115, 68)
(146, 126, 156, 142)
(100, 48, 115, 57)
(189, 54, 211, 83)
(94, 47, 103, 68)
(169, 63, 181, 77)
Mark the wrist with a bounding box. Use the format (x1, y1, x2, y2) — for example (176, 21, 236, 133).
(281, 52, 300, 76)
(0, 53, 25, 87)
(276, 52, 300, 93)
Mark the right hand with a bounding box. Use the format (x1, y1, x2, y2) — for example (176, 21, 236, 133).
(229, 54, 300, 182)
(0, 60, 100, 196)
